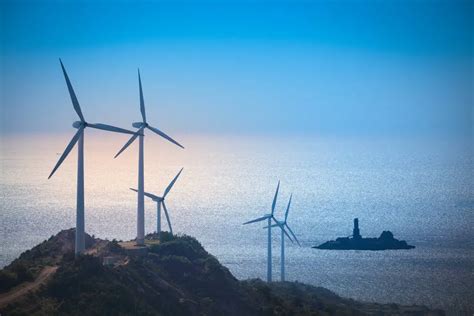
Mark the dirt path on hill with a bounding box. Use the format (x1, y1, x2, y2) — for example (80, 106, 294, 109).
(0, 266, 58, 308)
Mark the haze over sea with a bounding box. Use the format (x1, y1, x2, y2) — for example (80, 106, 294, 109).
(1, 133, 472, 313)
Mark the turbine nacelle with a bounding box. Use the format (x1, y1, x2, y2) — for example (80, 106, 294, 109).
(153, 197, 164, 202)
(132, 122, 146, 128)
(72, 121, 85, 128)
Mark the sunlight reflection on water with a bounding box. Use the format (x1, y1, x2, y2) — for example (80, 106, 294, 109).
(1, 133, 472, 313)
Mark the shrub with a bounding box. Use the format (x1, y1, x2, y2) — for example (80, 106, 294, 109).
(158, 255, 193, 276)
(10, 261, 34, 282)
(0, 269, 18, 292)
(159, 231, 175, 243)
(149, 236, 207, 261)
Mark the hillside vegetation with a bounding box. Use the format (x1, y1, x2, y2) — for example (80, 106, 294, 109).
(0, 229, 443, 316)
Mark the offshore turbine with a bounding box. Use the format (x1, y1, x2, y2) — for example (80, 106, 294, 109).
(48, 59, 137, 255)
(243, 181, 280, 282)
(130, 168, 184, 236)
(114, 69, 184, 245)
(267, 194, 300, 281)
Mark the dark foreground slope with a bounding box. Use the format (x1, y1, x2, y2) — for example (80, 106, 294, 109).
(0, 229, 443, 316)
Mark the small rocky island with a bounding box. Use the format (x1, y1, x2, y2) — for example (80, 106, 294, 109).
(314, 218, 415, 250)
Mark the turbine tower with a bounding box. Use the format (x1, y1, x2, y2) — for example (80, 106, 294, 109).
(130, 168, 184, 236)
(114, 69, 184, 246)
(49, 59, 137, 255)
(268, 194, 300, 281)
(243, 181, 280, 282)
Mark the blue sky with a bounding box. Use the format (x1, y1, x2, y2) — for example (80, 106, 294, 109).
(1, 0, 472, 137)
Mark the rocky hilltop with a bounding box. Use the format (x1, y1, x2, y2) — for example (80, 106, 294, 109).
(0, 229, 440, 315)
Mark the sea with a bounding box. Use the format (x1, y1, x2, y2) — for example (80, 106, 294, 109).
(0, 133, 472, 314)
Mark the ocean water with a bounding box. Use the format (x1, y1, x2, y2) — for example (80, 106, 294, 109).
(0, 133, 472, 314)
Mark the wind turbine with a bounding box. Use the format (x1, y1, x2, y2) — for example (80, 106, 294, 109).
(130, 168, 183, 236)
(114, 69, 184, 246)
(267, 194, 300, 282)
(243, 181, 281, 282)
(48, 59, 137, 255)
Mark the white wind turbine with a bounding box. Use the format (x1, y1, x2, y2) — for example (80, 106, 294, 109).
(243, 181, 282, 282)
(48, 59, 137, 255)
(266, 194, 300, 282)
(114, 69, 184, 246)
(130, 168, 183, 236)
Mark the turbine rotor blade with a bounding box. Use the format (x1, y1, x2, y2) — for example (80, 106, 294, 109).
(271, 181, 280, 215)
(286, 224, 300, 246)
(163, 168, 184, 198)
(243, 215, 270, 225)
(129, 187, 160, 200)
(48, 127, 83, 179)
(162, 201, 173, 234)
(263, 223, 293, 242)
(114, 127, 143, 158)
(271, 215, 280, 225)
(59, 59, 85, 122)
(281, 226, 294, 243)
(138, 69, 147, 123)
(284, 194, 293, 222)
(87, 123, 136, 135)
(147, 125, 184, 149)
(263, 223, 282, 229)
(144, 192, 161, 200)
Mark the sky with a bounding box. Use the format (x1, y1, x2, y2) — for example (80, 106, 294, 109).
(0, 0, 472, 138)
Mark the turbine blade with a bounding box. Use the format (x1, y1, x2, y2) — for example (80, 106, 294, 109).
(129, 188, 160, 200)
(88, 123, 136, 135)
(144, 192, 160, 200)
(271, 181, 280, 215)
(282, 226, 294, 243)
(162, 201, 173, 234)
(285, 224, 300, 246)
(263, 223, 293, 242)
(163, 168, 184, 198)
(284, 194, 293, 222)
(48, 127, 83, 179)
(114, 127, 142, 158)
(271, 215, 280, 225)
(138, 69, 147, 123)
(263, 223, 281, 229)
(147, 125, 184, 149)
(59, 59, 85, 122)
(243, 215, 270, 225)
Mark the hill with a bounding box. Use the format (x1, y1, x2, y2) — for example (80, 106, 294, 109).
(0, 229, 443, 315)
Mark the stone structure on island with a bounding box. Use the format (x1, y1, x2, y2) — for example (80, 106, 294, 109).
(314, 218, 415, 250)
